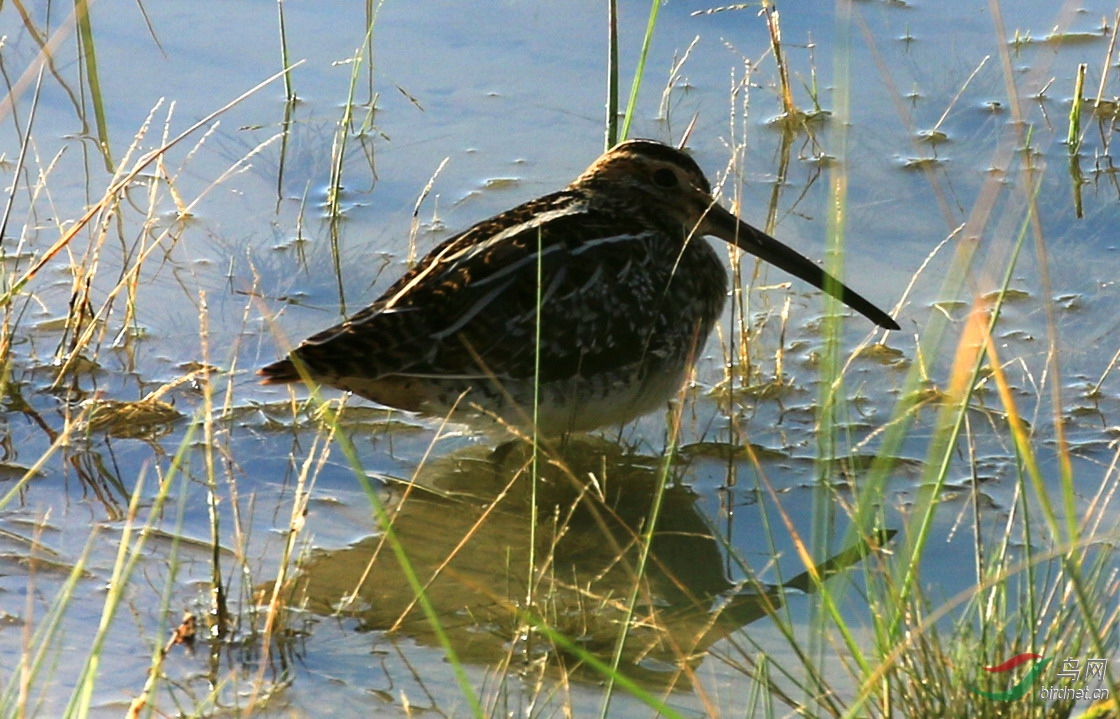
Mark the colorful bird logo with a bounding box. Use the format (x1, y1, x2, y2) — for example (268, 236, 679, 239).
(966, 653, 1051, 701)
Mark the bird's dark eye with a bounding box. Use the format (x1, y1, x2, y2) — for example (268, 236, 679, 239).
(652, 168, 678, 188)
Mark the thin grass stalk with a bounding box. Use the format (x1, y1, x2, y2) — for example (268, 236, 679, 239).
(1067, 63, 1086, 153)
(364, 0, 385, 100)
(1092, 10, 1120, 114)
(328, 413, 485, 717)
(0, 517, 98, 715)
(211, 293, 257, 647)
(128, 457, 194, 719)
(407, 158, 449, 267)
(986, 335, 1118, 686)
(274, 0, 299, 207)
(749, 655, 774, 718)
(0, 66, 44, 255)
(747, 454, 862, 715)
(850, 256, 978, 702)
(63, 417, 198, 719)
(803, 37, 824, 116)
(745, 456, 789, 622)
(325, 1, 382, 211)
(0, 409, 86, 512)
(274, 96, 297, 209)
(724, 87, 750, 401)
(51, 122, 283, 380)
(983, 335, 1042, 677)
(606, 0, 619, 148)
(384, 450, 525, 633)
(1022, 142, 1078, 553)
(807, 0, 854, 698)
(325, 37, 365, 216)
(764, 6, 797, 120)
(971, 414, 1031, 668)
(887, 176, 1039, 643)
(523, 616, 686, 719)
(73, 0, 112, 171)
(270, 4, 299, 212)
(275, 0, 294, 102)
(0, 71, 45, 362)
(597, 379, 686, 719)
(525, 228, 543, 653)
(251, 409, 332, 711)
(998, 470, 1026, 624)
(197, 294, 229, 635)
(618, 0, 661, 142)
(0, 65, 296, 308)
(324, 21, 378, 315)
(0, 0, 106, 139)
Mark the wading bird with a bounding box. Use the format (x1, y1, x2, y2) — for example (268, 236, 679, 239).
(260, 140, 898, 434)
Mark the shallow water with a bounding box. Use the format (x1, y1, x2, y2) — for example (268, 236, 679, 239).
(2, 0, 1119, 716)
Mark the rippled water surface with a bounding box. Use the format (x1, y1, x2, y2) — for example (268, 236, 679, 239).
(2, 1, 1119, 716)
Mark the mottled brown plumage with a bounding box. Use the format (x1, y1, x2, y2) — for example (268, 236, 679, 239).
(260, 140, 898, 434)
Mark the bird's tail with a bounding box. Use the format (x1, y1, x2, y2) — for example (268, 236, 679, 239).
(258, 358, 299, 384)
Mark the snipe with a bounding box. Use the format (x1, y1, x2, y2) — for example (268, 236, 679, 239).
(260, 139, 899, 434)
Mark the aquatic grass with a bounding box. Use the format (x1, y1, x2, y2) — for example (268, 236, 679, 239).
(244, 399, 341, 712)
(0, 1, 107, 168)
(608, 0, 662, 146)
(272, 0, 300, 211)
(764, 5, 798, 123)
(757, 4, 1119, 717)
(0, 66, 296, 310)
(258, 279, 487, 712)
(0, 61, 303, 714)
(6, 516, 97, 715)
(316, 408, 487, 717)
(275, 0, 296, 104)
(65, 421, 197, 718)
(1067, 63, 1087, 154)
(0, 69, 47, 381)
(597, 369, 688, 719)
(324, 12, 380, 220)
(673, 3, 1120, 717)
(74, 0, 112, 171)
(4, 1, 1120, 718)
(606, 0, 620, 148)
(196, 298, 230, 639)
(323, 6, 383, 315)
(15, 2, 698, 717)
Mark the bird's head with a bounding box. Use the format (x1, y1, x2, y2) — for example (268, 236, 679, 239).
(572, 139, 899, 331)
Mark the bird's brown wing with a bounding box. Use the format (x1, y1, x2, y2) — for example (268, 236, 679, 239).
(266, 190, 693, 385)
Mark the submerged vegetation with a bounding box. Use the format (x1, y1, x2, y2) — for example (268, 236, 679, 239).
(1, 1, 1119, 717)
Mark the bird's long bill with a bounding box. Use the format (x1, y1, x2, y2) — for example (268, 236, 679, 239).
(706, 206, 900, 330)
